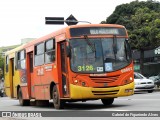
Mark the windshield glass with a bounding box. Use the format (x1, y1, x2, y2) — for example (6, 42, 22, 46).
(134, 73, 143, 79)
(70, 38, 132, 73)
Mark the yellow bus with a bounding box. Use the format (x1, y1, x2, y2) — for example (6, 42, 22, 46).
(4, 45, 24, 98)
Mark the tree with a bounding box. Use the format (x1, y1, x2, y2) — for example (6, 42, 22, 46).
(0, 54, 4, 79)
(102, 0, 160, 74)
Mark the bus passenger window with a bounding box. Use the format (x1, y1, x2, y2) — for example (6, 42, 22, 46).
(5, 56, 9, 72)
(17, 50, 26, 69)
(45, 39, 55, 63)
(35, 43, 44, 66)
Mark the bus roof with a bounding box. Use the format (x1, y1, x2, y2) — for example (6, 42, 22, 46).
(5, 24, 126, 54)
(68, 24, 125, 29)
(5, 44, 25, 56)
(24, 24, 126, 47)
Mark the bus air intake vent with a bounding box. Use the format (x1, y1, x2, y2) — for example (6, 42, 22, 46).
(90, 75, 119, 83)
(92, 90, 119, 96)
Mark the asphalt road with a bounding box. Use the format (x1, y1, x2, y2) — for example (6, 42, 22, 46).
(0, 91, 160, 120)
(0, 91, 160, 111)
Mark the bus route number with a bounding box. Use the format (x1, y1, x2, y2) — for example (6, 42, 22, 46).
(78, 65, 94, 71)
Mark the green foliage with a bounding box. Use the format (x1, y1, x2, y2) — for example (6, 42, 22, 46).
(103, 0, 160, 74)
(0, 55, 4, 69)
(104, 0, 160, 50)
(0, 54, 4, 78)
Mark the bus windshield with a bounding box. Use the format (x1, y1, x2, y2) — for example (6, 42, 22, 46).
(70, 38, 132, 73)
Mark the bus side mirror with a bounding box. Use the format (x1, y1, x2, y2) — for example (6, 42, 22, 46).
(66, 46, 71, 57)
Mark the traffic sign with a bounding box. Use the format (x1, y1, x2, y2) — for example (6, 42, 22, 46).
(45, 14, 79, 26)
(45, 17, 64, 25)
(65, 14, 78, 26)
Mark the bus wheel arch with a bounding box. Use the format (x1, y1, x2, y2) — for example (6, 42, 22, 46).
(18, 87, 30, 106)
(52, 84, 65, 109)
(50, 82, 56, 99)
(17, 85, 20, 99)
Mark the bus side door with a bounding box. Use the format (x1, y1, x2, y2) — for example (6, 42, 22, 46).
(59, 41, 70, 98)
(9, 58, 15, 98)
(26, 52, 34, 98)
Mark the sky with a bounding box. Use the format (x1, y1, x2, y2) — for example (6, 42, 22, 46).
(0, 0, 150, 47)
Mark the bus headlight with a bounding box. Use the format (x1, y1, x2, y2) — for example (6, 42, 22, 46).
(130, 77, 133, 81)
(123, 76, 133, 85)
(74, 80, 78, 83)
(82, 82, 86, 86)
(73, 78, 88, 87)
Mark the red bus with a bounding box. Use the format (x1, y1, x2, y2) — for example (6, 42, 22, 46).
(5, 24, 134, 109)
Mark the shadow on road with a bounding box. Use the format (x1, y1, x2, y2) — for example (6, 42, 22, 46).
(14, 101, 130, 110)
(134, 92, 151, 94)
(63, 102, 130, 110)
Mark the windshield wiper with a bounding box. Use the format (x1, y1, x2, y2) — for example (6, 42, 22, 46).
(83, 35, 96, 52)
(113, 35, 117, 59)
(124, 40, 127, 61)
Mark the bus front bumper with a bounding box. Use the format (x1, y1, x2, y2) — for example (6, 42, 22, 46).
(70, 82, 134, 99)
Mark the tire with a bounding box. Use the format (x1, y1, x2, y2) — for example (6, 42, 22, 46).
(101, 98, 114, 106)
(148, 90, 153, 93)
(0, 91, 3, 97)
(52, 85, 65, 109)
(0, 93, 3, 97)
(18, 88, 30, 106)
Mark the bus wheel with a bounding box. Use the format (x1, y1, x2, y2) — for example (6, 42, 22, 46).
(52, 85, 64, 109)
(0, 93, 3, 97)
(101, 98, 114, 106)
(0, 92, 3, 97)
(18, 88, 30, 106)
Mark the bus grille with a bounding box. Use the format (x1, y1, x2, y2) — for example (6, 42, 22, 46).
(92, 90, 119, 95)
(90, 76, 119, 83)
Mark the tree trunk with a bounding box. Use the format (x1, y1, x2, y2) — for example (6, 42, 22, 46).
(140, 50, 144, 74)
